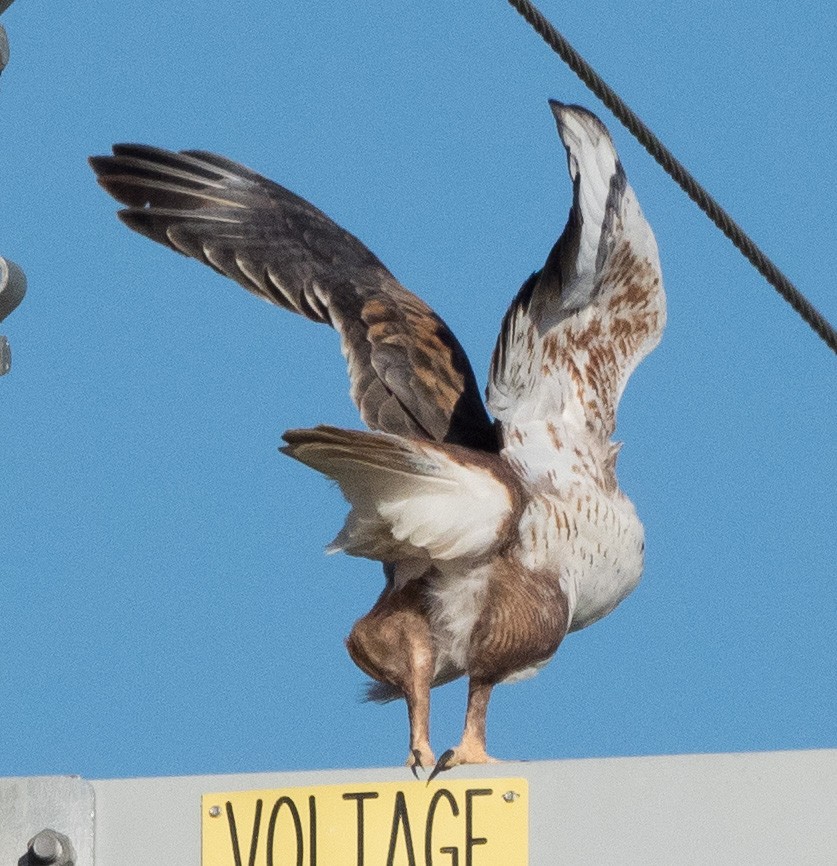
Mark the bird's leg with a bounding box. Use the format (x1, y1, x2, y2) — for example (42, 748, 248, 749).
(345, 581, 436, 773)
(429, 678, 498, 780)
(405, 655, 435, 776)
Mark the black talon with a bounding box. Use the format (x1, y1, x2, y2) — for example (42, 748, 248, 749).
(410, 749, 424, 779)
(427, 748, 455, 784)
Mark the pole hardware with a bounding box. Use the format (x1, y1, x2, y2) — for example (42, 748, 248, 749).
(0, 256, 26, 374)
(20, 829, 76, 866)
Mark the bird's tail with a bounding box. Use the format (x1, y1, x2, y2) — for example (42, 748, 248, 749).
(363, 681, 403, 703)
(362, 664, 464, 703)
(280, 425, 516, 570)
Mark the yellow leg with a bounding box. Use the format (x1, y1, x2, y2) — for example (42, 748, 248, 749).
(429, 679, 498, 780)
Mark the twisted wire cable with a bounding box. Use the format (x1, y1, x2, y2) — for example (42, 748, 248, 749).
(507, 0, 837, 355)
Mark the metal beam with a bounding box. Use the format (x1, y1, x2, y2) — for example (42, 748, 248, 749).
(3, 750, 836, 863)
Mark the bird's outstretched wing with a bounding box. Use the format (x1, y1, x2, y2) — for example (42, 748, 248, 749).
(89, 145, 496, 450)
(488, 103, 665, 454)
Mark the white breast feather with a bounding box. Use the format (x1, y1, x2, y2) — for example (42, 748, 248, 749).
(516, 482, 644, 631)
(429, 565, 492, 674)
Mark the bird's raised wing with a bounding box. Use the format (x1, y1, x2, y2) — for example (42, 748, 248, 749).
(488, 103, 665, 453)
(90, 145, 496, 450)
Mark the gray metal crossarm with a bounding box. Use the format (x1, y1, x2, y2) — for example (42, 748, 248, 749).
(3, 749, 837, 864)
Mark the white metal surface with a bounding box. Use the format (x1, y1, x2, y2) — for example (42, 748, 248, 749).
(95, 749, 837, 864)
(3, 750, 836, 864)
(0, 775, 94, 864)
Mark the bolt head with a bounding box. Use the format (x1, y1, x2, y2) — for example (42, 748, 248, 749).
(30, 834, 61, 863)
(27, 829, 67, 865)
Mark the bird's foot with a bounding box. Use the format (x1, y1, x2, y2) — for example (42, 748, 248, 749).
(427, 744, 499, 782)
(407, 745, 436, 779)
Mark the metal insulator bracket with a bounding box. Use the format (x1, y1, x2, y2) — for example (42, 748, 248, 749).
(0, 255, 26, 375)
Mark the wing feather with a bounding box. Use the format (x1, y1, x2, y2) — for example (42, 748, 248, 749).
(488, 102, 665, 452)
(89, 145, 496, 450)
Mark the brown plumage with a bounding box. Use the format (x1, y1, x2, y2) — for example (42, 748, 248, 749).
(90, 102, 665, 775)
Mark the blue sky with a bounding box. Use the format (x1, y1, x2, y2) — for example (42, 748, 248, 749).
(1, 1, 834, 780)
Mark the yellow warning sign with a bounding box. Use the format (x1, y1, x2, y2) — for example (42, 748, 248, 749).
(202, 777, 528, 865)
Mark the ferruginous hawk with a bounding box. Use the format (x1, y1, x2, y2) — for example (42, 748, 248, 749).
(90, 102, 665, 776)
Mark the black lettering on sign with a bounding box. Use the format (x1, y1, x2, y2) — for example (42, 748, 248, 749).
(342, 791, 379, 866)
(386, 791, 417, 866)
(266, 796, 304, 866)
(219, 783, 503, 866)
(226, 798, 263, 866)
(426, 788, 459, 866)
(308, 795, 317, 865)
(464, 789, 491, 866)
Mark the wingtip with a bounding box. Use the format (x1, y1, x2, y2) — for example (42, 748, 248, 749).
(550, 100, 614, 143)
(531, 100, 632, 311)
(88, 148, 137, 203)
(87, 144, 135, 173)
(280, 426, 331, 458)
(548, 100, 607, 133)
(546, 97, 566, 115)
(88, 143, 188, 180)
(548, 100, 620, 191)
(87, 153, 113, 184)
(548, 98, 577, 127)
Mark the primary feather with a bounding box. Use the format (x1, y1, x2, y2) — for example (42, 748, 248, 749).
(89, 145, 495, 451)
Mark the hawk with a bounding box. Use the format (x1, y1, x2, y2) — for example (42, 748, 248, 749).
(90, 102, 665, 776)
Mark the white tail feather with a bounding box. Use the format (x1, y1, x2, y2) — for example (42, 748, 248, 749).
(282, 426, 515, 569)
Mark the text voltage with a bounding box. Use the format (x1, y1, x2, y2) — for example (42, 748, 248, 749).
(202, 778, 528, 866)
